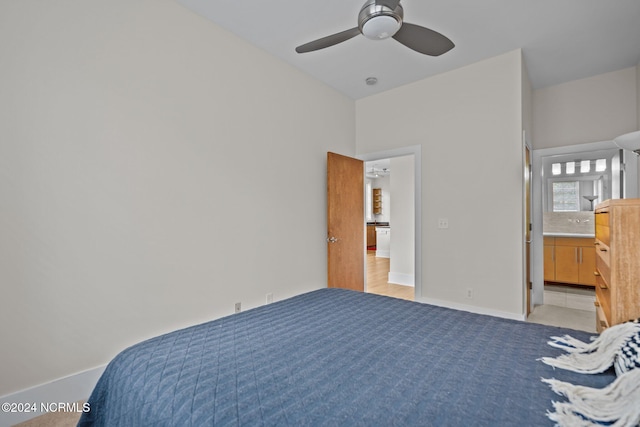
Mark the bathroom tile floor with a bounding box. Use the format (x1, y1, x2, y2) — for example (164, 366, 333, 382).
(527, 304, 596, 333)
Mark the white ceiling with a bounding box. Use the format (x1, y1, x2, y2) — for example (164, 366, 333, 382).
(175, 0, 640, 100)
(366, 159, 391, 178)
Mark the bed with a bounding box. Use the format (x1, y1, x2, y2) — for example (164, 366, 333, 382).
(78, 288, 615, 426)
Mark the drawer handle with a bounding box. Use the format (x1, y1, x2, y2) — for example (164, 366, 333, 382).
(593, 271, 600, 276)
(594, 301, 600, 307)
(599, 247, 608, 252)
(599, 282, 608, 290)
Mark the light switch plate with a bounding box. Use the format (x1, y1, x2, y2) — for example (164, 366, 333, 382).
(438, 218, 449, 229)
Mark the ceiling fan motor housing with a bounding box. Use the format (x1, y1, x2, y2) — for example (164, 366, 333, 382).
(358, 0, 403, 40)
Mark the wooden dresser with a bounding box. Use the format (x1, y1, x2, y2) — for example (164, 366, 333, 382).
(594, 199, 640, 332)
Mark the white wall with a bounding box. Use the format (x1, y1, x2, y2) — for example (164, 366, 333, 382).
(533, 67, 638, 149)
(0, 0, 354, 396)
(389, 156, 414, 286)
(356, 50, 525, 316)
(522, 55, 534, 144)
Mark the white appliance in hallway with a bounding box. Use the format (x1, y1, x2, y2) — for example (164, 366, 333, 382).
(375, 226, 390, 258)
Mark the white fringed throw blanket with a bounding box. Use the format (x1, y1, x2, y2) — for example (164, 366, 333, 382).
(542, 369, 640, 427)
(540, 320, 640, 426)
(540, 321, 640, 376)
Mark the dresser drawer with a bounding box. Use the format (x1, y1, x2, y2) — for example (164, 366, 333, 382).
(595, 243, 610, 277)
(595, 300, 609, 333)
(595, 212, 610, 246)
(595, 275, 611, 320)
(595, 210, 609, 226)
(594, 270, 608, 289)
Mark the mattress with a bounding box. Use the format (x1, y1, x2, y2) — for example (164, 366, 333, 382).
(79, 288, 615, 426)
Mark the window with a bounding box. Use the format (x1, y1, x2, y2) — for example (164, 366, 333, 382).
(565, 161, 575, 174)
(580, 160, 590, 173)
(552, 181, 580, 212)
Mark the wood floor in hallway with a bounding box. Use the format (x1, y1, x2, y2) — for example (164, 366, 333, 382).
(366, 250, 414, 301)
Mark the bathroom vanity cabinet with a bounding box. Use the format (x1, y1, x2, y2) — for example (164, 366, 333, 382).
(543, 237, 555, 282)
(543, 236, 596, 286)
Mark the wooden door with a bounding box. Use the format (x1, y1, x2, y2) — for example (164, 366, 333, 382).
(327, 152, 364, 291)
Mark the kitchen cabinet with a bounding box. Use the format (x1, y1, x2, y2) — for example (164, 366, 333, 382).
(372, 188, 382, 215)
(544, 236, 596, 286)
(594, 199, 640, 332)
(367, 225, 377, 247)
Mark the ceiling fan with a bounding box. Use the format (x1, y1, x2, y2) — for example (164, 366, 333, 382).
(295, 0, 454, 56)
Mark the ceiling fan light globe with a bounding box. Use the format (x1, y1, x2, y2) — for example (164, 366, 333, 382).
(361, 15, 401, 40)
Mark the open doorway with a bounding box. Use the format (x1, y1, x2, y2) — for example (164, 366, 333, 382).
(529, 140, 638, 331)
(358, 146, 421, 301)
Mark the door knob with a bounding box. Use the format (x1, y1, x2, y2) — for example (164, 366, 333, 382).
(327, 236, 339, 243)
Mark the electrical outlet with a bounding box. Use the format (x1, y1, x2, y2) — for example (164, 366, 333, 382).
(235, 302, 241, 313)
(466, 288, 473, 299)
(266, 293, 273, 304)
(438, 218, 449, 229)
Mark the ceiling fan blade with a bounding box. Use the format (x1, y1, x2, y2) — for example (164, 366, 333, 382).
(295, 27, 361, 53)
(375, 0, 400, 10)
(392, 22, 454, 56)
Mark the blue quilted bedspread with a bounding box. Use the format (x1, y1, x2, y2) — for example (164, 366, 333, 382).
(78, 288, 615, 426)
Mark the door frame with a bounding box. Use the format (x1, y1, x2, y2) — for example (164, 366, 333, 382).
(531, 140, 639, 307)
(523, 131, 532, 316)
(358, 145, 422, 300)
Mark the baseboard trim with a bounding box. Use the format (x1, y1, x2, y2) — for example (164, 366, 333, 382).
(388, 272, 414, 287)
(418, 297, 525, 321)
(0, 365, 106, 425)
(375, 249, 390, 258)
